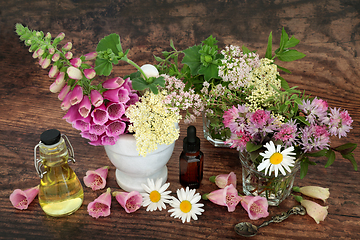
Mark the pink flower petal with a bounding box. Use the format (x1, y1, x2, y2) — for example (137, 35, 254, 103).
(300, 199, 328, 224)
(48, 65, 59, 78)
(101, 134, 119, 145)
(91, 104, 109, 125)
(113, 191, 142, 213)
(87, 188, 112, 218)
(240, 196, 269, 220)
(106, 120, 126, 137)
(84, 166, 109, 191)
(72, 116, 91, 131)
(70, 85, 84, 106)
(84, 69, 96, 80)
(61, 91, 72, 111)
(78, 96, 91, 118)
(63, 105, 83, 123)
(103, 87, 130, 103)
(10, 185, 39, 210)
(80, 131, 99, 142)
(58, 84, 71, 101)
(89, 123, 107, 135)
(207, 184, 241, 212)
(107, 102, 125, 120)
(84, 52, 97, 60)
(90, 90, 103, 107)
(70, 58, 82, 68)
(67, 66, 82, 80)
(102, 77, 125, 89)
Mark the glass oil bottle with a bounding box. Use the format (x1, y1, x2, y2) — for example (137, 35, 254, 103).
(34, 129, 84, 217)
(179, 125, 204, 188)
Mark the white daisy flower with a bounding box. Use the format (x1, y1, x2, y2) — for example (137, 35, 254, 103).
(168, 186, 204, 223)
(258, 141, 296, 177)
(141, 178, 172, 211)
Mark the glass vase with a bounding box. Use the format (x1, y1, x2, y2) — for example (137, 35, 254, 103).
(202, 111, 232, 147)
(239, 151, 300, 206)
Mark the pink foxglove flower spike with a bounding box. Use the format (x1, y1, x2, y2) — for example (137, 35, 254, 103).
(113, 191, 142, 213)
(84, 166, 109, 191)
(203, 184, 242, 212)
(294, 195, 328, 224)
(88, 188, 112, 218)
(240, 195, 269, 220)
(293, 186, 330, 202)
(209, 171, 237, 188)
(10, 185, 39, 210)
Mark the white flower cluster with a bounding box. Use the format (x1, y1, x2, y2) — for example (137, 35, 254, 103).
(126, 90, 181, 156)
(245, 58, 280, 111)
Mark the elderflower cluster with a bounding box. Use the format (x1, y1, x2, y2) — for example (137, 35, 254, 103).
(126, 90, 181, 156)
(245, 58, 280, 111)
(218, 45, 260, 90)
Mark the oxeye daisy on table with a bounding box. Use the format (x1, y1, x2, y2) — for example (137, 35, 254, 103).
(168, 186, 204, 223)
(141, 178, 172, 211)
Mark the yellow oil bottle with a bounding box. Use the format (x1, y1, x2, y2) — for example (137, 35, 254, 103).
(35, 129, 83, 217)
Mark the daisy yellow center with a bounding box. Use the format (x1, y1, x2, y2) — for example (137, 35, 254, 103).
(180, 200, 192, 213)
(270, 152, 283, 165)
(149, 190, 161, 203)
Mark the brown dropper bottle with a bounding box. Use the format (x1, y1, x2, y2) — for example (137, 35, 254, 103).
(179, 125, 204, 188)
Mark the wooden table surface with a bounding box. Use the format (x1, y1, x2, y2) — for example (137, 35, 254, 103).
(1, 0, 359, 239)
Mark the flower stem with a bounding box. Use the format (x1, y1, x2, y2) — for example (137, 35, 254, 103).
(121, 57, 150, 83)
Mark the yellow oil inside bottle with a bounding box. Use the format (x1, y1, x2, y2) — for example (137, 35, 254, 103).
(38, 138, 84, 217)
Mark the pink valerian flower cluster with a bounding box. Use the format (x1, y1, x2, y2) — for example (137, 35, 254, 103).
(161, 74, 204, 124)
(223, 97, 353, 153)
(62, 77, 139, 146)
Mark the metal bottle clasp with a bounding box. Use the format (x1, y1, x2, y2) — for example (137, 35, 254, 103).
(34, 134, 76, 178)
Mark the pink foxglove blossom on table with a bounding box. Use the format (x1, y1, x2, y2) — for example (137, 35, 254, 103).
(293, 186, 330, 203)
(204, 184, 242, 212)
(10, 185, 39, 210)
(88, 188, 112, 218)
(240, 195, 269, 220)
(294, 195, 328, 224)
(209, 172, 237, 189)
(83, 166, 109, 191)
(113, 191, 142, 213)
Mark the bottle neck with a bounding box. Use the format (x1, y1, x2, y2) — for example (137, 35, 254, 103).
(39, 138, 69, 167)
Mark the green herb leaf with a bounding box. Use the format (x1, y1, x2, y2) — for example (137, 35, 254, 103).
(94, 58, 113, 76)
(242, 45, 251, 55)
(198, 64, 219, 81)
(96, 33, 122, 55)
(325, 149, 335, 168)
(246, 142, 263, 153)
(182, 45, 202, 75)
(279, 27, 289, 51)
(277, 49, 306, 62)
(334, 143, 357, 155)
(281, 78, 290, 90)
(131, 77, 150, 91)
(285, 35, 300, 48)
(265, 31, 272, 59)
(295, 116, 310, 126)
(306, 149, 327, 157)
(342, 153, 358, 171)
(300, 157, 309, 179)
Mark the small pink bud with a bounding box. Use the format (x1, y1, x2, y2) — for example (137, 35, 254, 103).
(52, 53, 60, 62)
(36, 48, 45, 57)
(70, 85, 83, 105)
(55, 72, 65, 85)
(48, 47, 55, 55)
(70, 58, 82, 68)
(65, 52, 73, 59)
(10, 185, 39, 210)
(63, 42, 72, 51)
(113, 191, 142, 213)
(32, 51, 39, 59)
(56, 32, 65, 41)
(90, 90, 103, 107)
(67, 66, 82, 80)
(50, 80, 65, 93)
(48, 65, 59, 78)
(84, 52, 98, 60)
(84, 69, 96, 79)
(58, 84, 71, 101)
(213, 172, 237, 189)
(41, 57, 51, 69)
(45, 32, 51, 39)
(83, 166, 109, 191)
(61, 91, 72, 111)
(87, 188, 112, 218)
(38, 57, 44, 66)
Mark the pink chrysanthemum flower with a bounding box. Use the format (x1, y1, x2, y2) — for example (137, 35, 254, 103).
(300, 124, 330, 152)
(328, 108, 353, 138)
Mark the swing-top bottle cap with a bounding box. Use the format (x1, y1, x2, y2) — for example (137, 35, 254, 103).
(183, 125, 200, 153)
(40, 129, 61, 145)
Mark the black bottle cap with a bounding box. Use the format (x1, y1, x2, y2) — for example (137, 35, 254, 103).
(40, 129, 61, 145)
(183, 125, 200, 153)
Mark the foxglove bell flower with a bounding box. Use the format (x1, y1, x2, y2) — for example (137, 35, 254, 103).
(204, 184, 242, 212)
(63, 105, 82, 123)
(78, 96, 91, 118)
(52, 53, 60, 62)
(102, 77, 125, 89)
(10, 185, 39, 210)
(103, 87, 130, 103)
(55, 72, 65, 85)
(41, 57, 51, 69)
(84, 166, 109, 191)
(65, 52, 73, 60)
(113, 191, 142, 213)
(210, 172, 237, 188)
(48, 65, 59, 78)
(67, 66, 82, 80)
(90, 90, 103, 107)
(55, 32, 65, 41)
(84, 51, 97, 60)
(293, 186, 330, 202)
(58, 84, 70, 101)
(70, 58, 82, 68)
(294, 195, 328, 224)
(106, 120, 126, 137)
(72, 116, 91, 131)
(240, 195, 269, 220)
(70, 85, 83, 105)
(49, 80, 65, 93)
(91, 104, 109, 125)
(107, 102, 125, 120)
(88, 188, 112, 218)
(63, 42, 72, 51)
